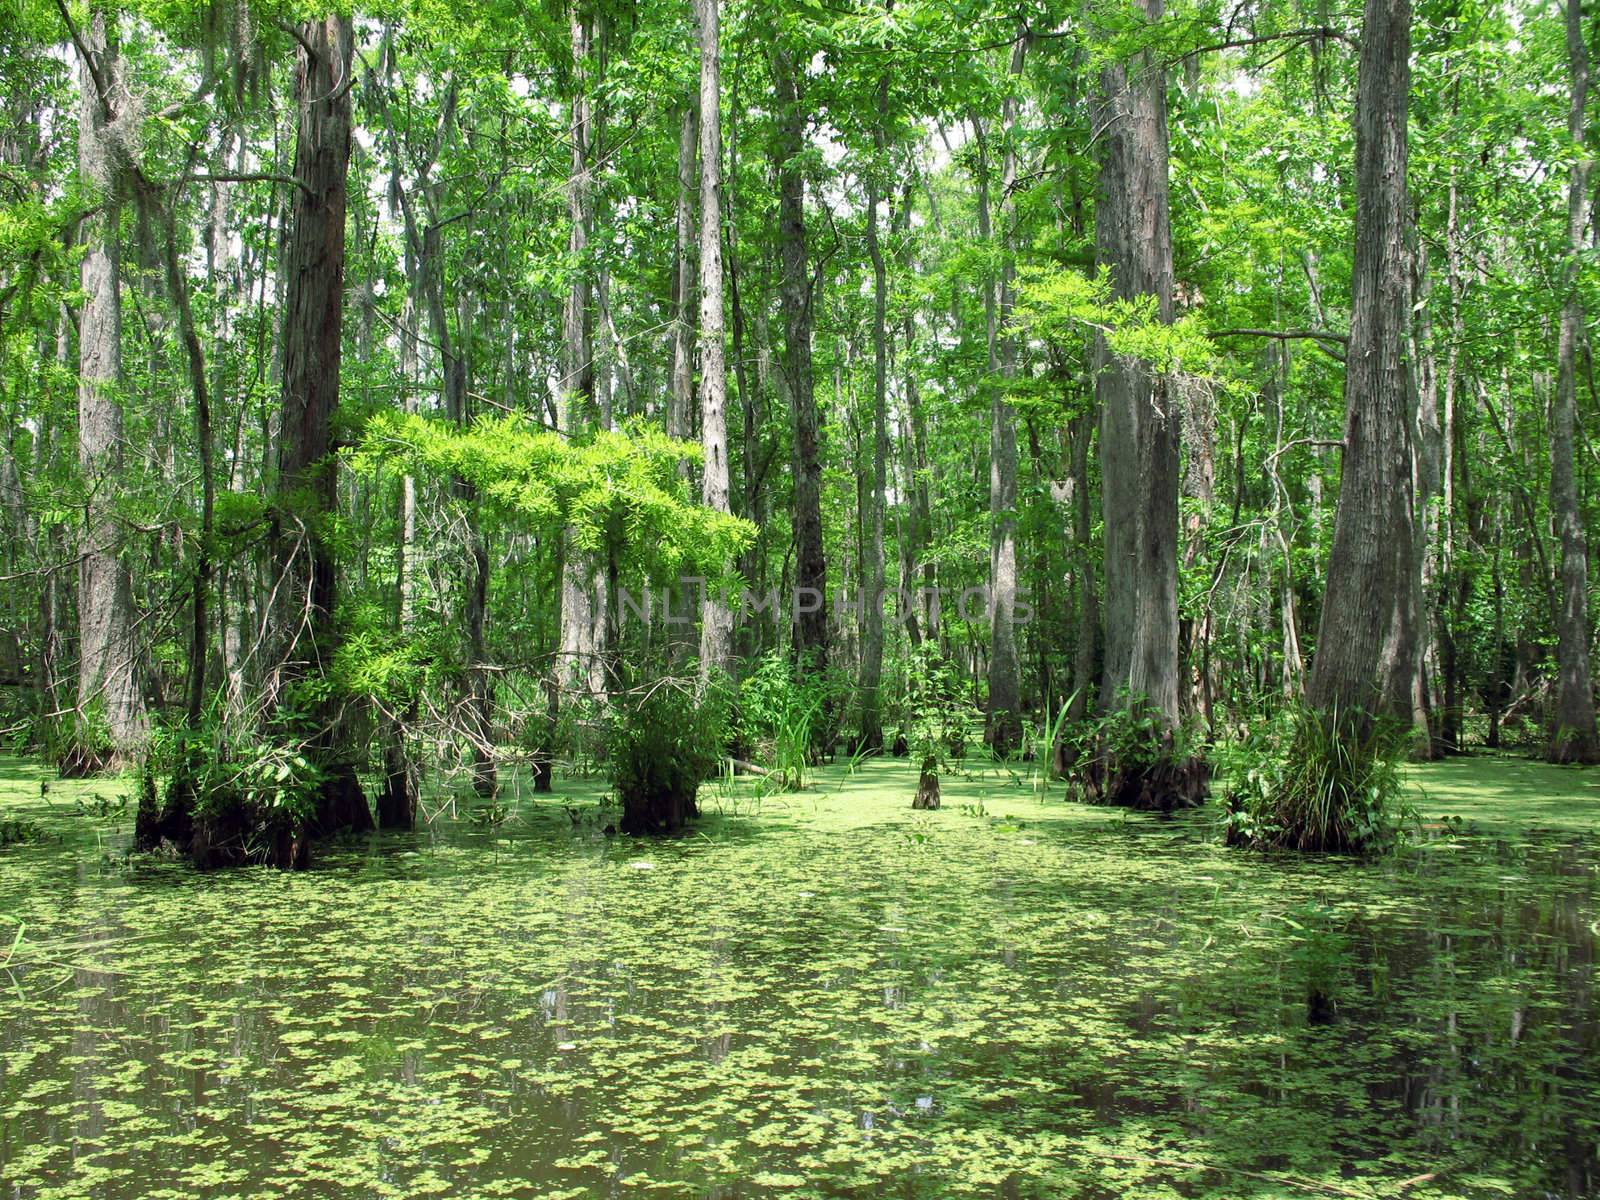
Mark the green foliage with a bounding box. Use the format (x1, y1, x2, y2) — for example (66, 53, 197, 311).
(1022, 695, 1075, 799)
(900, 644, 976, 778)
(736, 651, 831, 791)
(353, 412, 755, 586)
(1012, 265, 1239, 392)
(1068, 690, 1203, 777)
(52, 700, 114, 778)
(147, 718, 323, 826)
(606, 681, 727, 834)
(1219, 703, 1416, 854)
(332, 603, 438, 710)
(1065, 691, 1210, 811)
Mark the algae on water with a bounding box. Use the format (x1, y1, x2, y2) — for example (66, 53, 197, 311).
(0, 755, 1596, 1198)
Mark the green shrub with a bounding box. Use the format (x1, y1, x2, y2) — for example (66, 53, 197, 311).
(139, 718, 327, 867)
(1219, 703, 1414, 853)
(608, 682, 726, 834)
(900, 646, 976, 810)
(1066, 690, 1209, 811)
(54, 701, 114, 778)
(736, 651, 830, 791)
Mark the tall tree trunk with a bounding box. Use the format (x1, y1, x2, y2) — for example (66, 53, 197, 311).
(983, 36, 1026, 758)
(71, 12, 145, 769)
(773, 45, 828, 686)
(1408, 228, 1441, 755)
(556, 2, 602, 704)
(1267, 342, 1304, 698)
(728, 82, 768, 661)
(1303, 0, 1417, 724)
(38, 304, 74, 741)
(669, 101, 697, 450)
(267, 13, 368, 844)
(1068, 411, 1096, 723)
(858, 77, 890, 752)
(898, 180, 936, 647)
(1180, 325, 1217, 721)
(377, 105, 423, 828)
(696, 0, 734, 682)
(1093, 2, 1181, 729)
(1438, 173, 1468, 753)
(151, 199, 214, 729)
(1549, 0, 1600, 763)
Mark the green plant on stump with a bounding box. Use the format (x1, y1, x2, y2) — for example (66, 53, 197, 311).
(1069, 691, 1209, 812)
(608, 681, 726, 834)
(55, 702, 114, 779)
(1219, 703, 1413, 853)
(903, 647, 974, 811)
(139, 717, 327, 868)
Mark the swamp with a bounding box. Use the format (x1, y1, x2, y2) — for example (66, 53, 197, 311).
(2, 757, 1598, 1197)
(2, 0, 1600, 1194)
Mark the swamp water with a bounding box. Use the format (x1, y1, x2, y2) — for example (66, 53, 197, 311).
(0, 755, 1596, 1199)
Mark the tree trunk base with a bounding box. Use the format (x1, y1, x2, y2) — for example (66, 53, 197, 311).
(472, 751, 498, 798)
(190, 802, 309, 870)
(136, 765, 195, 853)
(853, 727, 884, 757)
(376, 742, 418, 830)
(1548, 728, 1600, 765)
(57, 743, 113, 779)
(987, 711, 1022, 761)
(531, 755, 555, 793)
(619, 782, 699, 835)
(1078, 750, 1210, 812)
(309, 764, 372, 836)
(912, 759, 940, 809)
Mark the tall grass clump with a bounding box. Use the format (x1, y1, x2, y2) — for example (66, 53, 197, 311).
(1220, 703, 1414, 853)
(736, 651, 831, 792)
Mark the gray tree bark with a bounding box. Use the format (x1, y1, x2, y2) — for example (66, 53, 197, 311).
(557, 2, 603, 701)
(985, 36, 1025, 757)
(1549, 0, 1600, 763)
(858, 76, 891, 752)
(696, 0, 734, 682)
(270, 13, 369, 839)
(669, 102, 697, 450)
(898, 180, 937, 647)
(72, 11, 145, 765)
(773, 46, 828, 680)
(1067, 411, 1096, 723)
(1094, 0, 1180, 727)
(1304, 0, 1418, 722)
